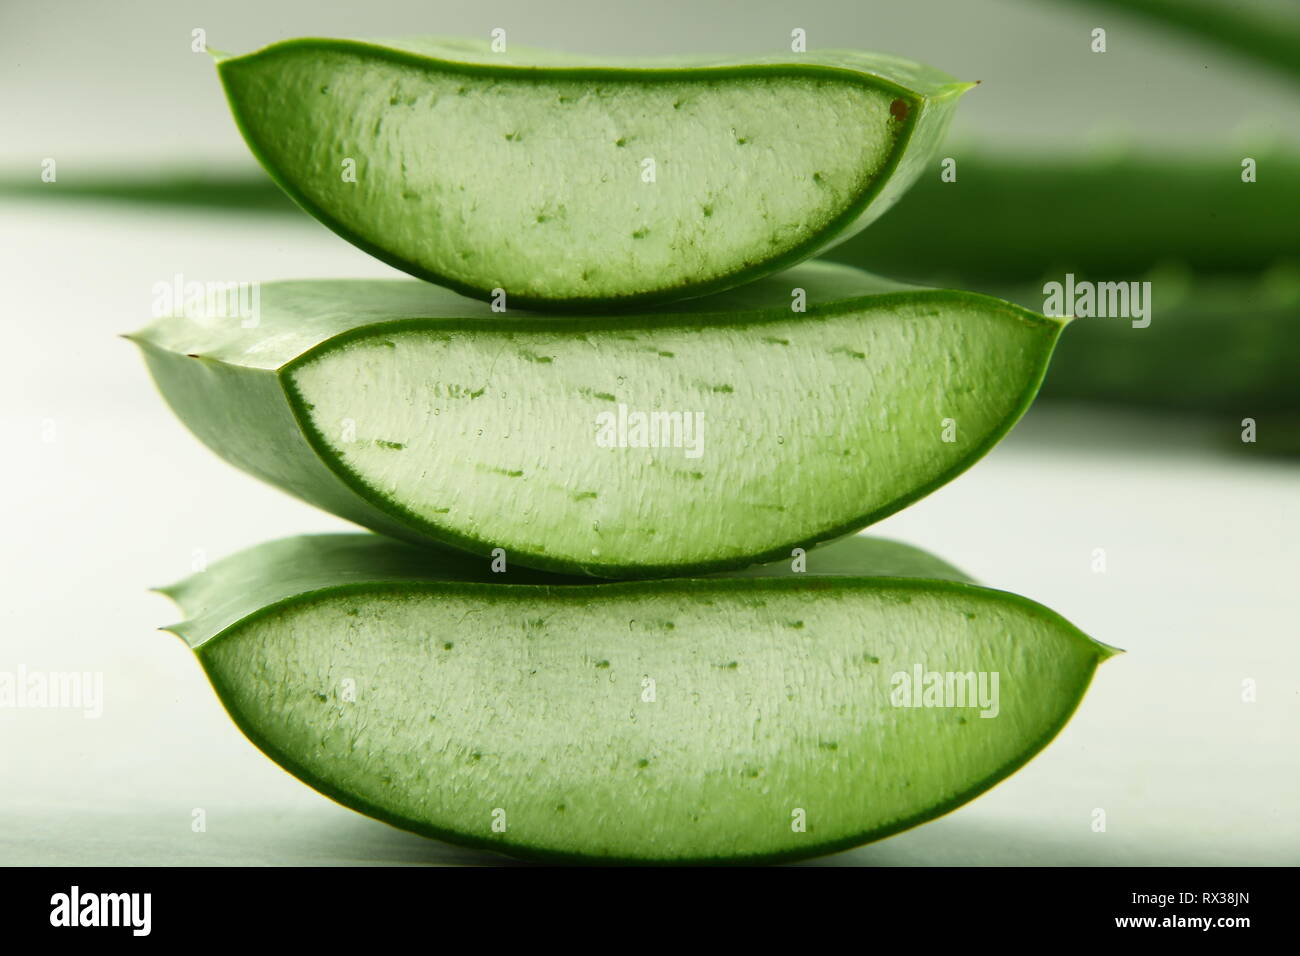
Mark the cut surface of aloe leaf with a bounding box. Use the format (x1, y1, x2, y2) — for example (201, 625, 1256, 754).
(129, 263, 1064, 578)
(161, 533, 1115, 865)
(216, 37, 970, 307)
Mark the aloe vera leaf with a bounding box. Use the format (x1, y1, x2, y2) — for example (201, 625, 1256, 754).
(827, 151, 1300, 282)
(215, 37, 970, 308)
(160, 532, 1116, 864)
(0, 170, 301, 214)
(128, 262, 1063, 578)
(1013, 272, 1300, 417)
(1058, 0, 1300, 83)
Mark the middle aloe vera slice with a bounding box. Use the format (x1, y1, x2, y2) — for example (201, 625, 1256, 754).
(129, 262, 1064, 578)
(216, 37, 971, 307)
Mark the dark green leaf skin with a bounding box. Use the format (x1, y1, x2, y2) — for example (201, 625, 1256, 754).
(215, 37, 971, 310)
(161, 533, 1116, 865)
(128, 262, 1064, 579)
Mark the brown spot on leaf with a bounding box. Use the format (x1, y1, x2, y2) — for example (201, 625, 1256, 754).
(890, 98, 910, 121)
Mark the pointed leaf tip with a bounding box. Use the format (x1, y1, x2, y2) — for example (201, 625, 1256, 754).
(149, 584, 188, 611)
(933, 80, 978, 104)
(1096, 640, 1125, 661)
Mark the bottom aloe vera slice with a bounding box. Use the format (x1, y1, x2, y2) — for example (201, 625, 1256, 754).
(160, 533, 1115, 864)
(130, 262, 1064, 578)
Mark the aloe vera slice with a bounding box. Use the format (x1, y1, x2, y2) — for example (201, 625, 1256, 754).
(160, 532, 1115, 864)
(128, 262, 1064, 578)
(215, 37, 970, 307)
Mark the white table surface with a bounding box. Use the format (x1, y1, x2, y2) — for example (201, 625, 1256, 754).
(2, 200, 1296, 865)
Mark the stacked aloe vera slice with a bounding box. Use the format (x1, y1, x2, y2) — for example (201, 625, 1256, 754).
(133, 37, 1115, 864)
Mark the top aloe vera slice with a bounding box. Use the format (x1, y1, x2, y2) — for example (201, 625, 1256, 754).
(128, 262, 1064, 578)
(160, 532, 1116, 865)
(215, 37, 971, 308)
